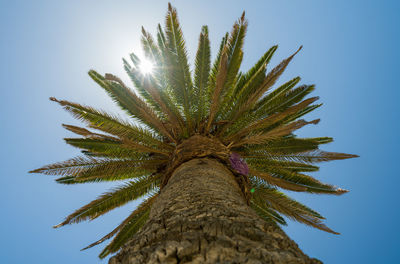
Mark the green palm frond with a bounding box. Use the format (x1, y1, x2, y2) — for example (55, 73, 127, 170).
(231, 119, 320, 147)
(218, 61, 266, 135)
(72, 159, 164, 183)
(219, 76, 303, 137)
(250, 172, 307, 192)
(251, 182, 339, 234)
(30, 156, 106, 176)
(249, 46, 303, 105)
(224, 12, 247, 89)
(271, 150, 359, 163)
(122, 53, 161, 115)
(81, 194, 156, 258)
(49, 97, 171, 154)
(31, 156, 164, 184)
(254, 77, 301, 114)
(250, 199, 287, 225)
(207, 32, 228, 101)
(246, 158, 319, 172)
(53, 175, 159, 228)
(123, 50, 185, 135)
(227, 96, 319, 142)
(88, 71, 175, 142)
(141, 27, 162, 68)
(282, 103, 322, 124)
(193, 25, 211, 129)
(234, 45, 278, 100)
(64, 138, 148, 159)
(225, 46, 302, 130)
(216, 13, 248, 111)
(98, 193, 157, 258)
(219, 45, 278, 130)
(255, 84, 316, 121)
(250, 169, 347, 195)
(206, 14, 248, 132)
(238, 137, 333, 155)
(164, 3, 194, 133)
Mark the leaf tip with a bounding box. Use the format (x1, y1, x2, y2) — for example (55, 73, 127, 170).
(80, 245, 90, 251)
(241, 11, 246, 21)
(297, 45, 303, 53)
(53, 223, 63, 229)
(310, 119, 320, 125)
(49, 97, 59, 103)
(336, 188, 350, 195)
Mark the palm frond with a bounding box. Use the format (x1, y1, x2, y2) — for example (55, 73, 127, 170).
(82, 194, 157, 255)
(225, 46, 302, 129)
(30, 155, 164, 184)
(88, 71, 175, 142)
(122, 53, 162, 116)
(234, 45, 278, 100)
(237, 137, 333, 155)
(49, 97, 171, 154)
(141, 27, 162, 66)
(71, 159, 164, 183)
(251, 183, 339, 234)
(250, 199, 287, 225)
(250, 168, 347, 195)
(123, 61, 163, 118)
(256, 84, 316, 120)
(246, 158, 319, 172)
(193, 25, 211, 129)
(253, 77, 300, 113)
(219, 45, 278, 129)
(232, 119, 320, 147)
(250, 171, 307, 192)
(156, 23, 167, 51)
(164, 3, 194, 133)
(282, 104, 322, 124)
(206, 52, 228, 132)
(210, 13, 248, 129)
(248, 46, 303, 105)
(98, 193, 157, 258)
(30, 156, 104, 176)
(218, 13, 248, 102)
(271, 150, 359, 163)
(64, 138, 148, 159)
(207, 32, 228, 98)
(53, 175, 159, 228)
(123, 59, 184, 135)
(217, 60, 266, 133)
(227, 96, 319, 141)
(62, 124, 118, 140)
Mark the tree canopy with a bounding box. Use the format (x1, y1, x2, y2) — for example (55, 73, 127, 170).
(30, 3, 358, 259)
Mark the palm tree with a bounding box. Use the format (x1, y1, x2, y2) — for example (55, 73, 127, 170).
(30, 3, 357, 263)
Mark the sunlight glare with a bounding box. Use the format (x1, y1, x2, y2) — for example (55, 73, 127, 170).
(139, 58, 154, 75)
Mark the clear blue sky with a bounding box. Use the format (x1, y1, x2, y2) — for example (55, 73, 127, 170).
(1, 0, 399, 263)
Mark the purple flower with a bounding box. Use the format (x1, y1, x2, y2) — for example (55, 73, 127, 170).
(229, 152, 249, 175)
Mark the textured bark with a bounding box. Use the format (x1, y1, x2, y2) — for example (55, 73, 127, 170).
(109, 158, 322, 264)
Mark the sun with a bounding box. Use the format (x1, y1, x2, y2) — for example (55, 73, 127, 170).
(139, 58, 154, 75)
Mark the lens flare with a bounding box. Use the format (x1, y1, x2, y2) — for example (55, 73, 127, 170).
(139, 58, 154, 75)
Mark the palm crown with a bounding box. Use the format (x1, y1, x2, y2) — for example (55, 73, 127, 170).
(31, 3, 357, 259)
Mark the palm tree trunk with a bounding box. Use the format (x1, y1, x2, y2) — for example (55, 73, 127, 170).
(109, 158, 322, 264)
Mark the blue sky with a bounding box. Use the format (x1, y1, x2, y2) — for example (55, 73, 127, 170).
(1, 0, 399, 263)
